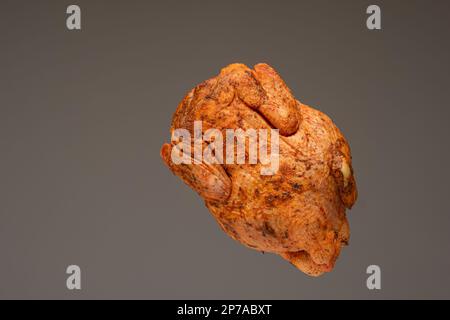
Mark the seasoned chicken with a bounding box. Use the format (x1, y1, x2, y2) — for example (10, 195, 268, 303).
(160, 63, 357, 276)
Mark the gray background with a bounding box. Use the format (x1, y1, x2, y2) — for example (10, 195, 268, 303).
(1, 0, 449, 299)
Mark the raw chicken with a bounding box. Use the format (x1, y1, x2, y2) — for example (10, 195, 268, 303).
(161, 63, 357, 276)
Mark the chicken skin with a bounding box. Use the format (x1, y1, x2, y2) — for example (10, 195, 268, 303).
(161, 63, 357, 276)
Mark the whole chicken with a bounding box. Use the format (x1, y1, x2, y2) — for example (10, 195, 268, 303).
(160, 63, 357, 276)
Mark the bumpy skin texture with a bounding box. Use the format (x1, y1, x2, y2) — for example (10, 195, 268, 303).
(161, 63, 357, 276)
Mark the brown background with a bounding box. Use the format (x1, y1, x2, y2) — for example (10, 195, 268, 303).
(1, 0, 450, 299)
